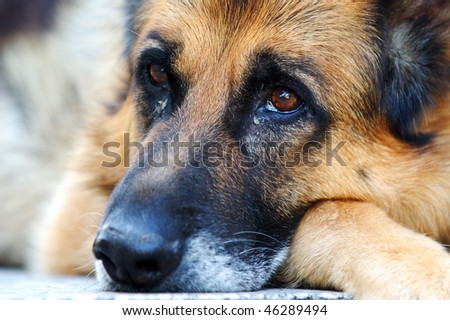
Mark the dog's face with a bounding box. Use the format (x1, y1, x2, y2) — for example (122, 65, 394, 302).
(93, 0, 448, 292)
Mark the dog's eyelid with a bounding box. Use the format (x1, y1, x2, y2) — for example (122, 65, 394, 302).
(252, 51, 322, 79)
(146, 30, 166, 43)
(137, 48, 168, 65)
(138, 31, 180, 63)
(136, 31, 169, 54)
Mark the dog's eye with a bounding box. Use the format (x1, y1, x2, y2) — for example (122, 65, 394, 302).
(148, 63, 168, 87)
(267, 87, 303, 113)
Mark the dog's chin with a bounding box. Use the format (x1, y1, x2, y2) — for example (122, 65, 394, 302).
(95, 232, 290, 293)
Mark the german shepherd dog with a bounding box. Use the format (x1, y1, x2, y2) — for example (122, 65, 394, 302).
(1, 0, 450, 299)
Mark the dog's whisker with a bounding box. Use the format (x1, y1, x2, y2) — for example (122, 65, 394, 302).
(78, 227, 97, 239)
(79, 268, 100, 290)
(223, 238, 271, 246)
(85, 224, 100, 231)
(85, 268, 97, 278)
(79, 211, 103, 219)
(237, 247, 276, 256)
(73, 259, 96, 272)
(233, 231, 284, 245)
(126, 27, 147, 41)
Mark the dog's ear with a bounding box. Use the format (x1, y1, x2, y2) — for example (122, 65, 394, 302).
(380, 0, 449, 144)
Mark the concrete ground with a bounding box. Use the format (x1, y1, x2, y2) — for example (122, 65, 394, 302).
(0, 268, 349, 300)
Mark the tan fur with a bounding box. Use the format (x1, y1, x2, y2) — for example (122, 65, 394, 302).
(3, 0, 450, 299)
(283, 201, 450, 299)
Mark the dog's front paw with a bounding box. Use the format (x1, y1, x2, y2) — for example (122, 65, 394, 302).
(348, 257, 450, 299)
(282, 201, 450, 299)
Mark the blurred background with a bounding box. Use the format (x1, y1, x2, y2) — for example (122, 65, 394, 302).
(0, 0, 128, 267)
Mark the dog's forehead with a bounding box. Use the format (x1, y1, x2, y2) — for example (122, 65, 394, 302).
(137, 0, 378, 74)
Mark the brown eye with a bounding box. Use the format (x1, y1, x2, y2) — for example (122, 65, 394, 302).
(149, 63, 168, 86)
(270, 87, 302, 112)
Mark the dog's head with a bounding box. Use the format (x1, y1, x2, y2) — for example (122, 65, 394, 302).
(93, 0, 449, 292)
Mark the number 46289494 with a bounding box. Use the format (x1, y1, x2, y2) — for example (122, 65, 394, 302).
(263, 304, 327, 316)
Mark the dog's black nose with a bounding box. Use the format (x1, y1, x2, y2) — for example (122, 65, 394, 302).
(93, 225, 183, 288)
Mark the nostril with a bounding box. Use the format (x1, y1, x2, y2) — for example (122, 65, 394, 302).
(93, 236, 111, 261)
(93, 246, 108, 262)
(100, 255, 118, 279)
(93, 240, 123, 283)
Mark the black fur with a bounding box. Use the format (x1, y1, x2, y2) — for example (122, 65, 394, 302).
(381, 1, 449, 145)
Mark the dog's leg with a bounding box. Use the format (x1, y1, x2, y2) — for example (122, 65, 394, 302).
(283, 201, 450, 299)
